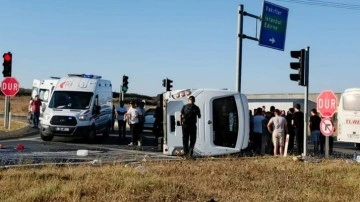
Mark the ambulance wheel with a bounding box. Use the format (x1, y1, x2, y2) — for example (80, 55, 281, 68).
(87, 128, 96, 143)
(40, 133, 54, 142)
(103, 123, 110, 138)
(355, 143, 360, 149)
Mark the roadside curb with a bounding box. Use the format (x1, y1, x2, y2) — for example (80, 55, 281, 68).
(0, 125, 38, 141)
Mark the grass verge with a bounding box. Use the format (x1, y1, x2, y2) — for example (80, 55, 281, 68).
(1, 157, 360, 202)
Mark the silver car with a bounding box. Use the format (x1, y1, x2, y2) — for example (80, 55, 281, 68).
(143, 108, 156, 130)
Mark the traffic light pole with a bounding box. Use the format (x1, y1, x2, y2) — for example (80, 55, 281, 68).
(303, 46, 310, 157)
(120, 85, 124, 102)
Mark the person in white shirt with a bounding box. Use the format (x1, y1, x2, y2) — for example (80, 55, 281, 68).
(125, 100, 142, 146)
(116, 101, 127, 139)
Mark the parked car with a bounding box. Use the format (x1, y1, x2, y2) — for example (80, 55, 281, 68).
(143, 108, 156, 130)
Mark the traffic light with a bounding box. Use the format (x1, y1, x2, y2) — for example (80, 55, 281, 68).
(2, 52, 12, 77)
(290, 49, 306, 86)
(122, 75, 129, 93)
(166, 78, 173, 91)
(162, 78, 173, 91)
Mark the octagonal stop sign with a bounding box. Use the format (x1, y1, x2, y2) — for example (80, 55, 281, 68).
(1, 77, 20, 96)
(317, 90, 338, 117)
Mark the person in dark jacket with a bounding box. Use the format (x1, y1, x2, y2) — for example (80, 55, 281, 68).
(180, 96, 201, 158)
(292, 104, 304, 155)
(309, 108, 321, 154)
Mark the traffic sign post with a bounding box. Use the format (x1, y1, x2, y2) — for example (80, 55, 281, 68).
(1, 77, 19, 129)
(317, 90, 337, 158)
(320, 117, 334, 159)
(1, 77, 20, 96)
(317, 90, 338, 118)
(259, 1, 289, 51)
(320, 117, 335, 137)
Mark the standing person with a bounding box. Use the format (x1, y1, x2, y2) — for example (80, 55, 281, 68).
(262, 111, 272, 155)
(153, 101, 163, 139)
(125, 100, 142, 146)
(137, 100, 146, 145)
(111, 104, 116, 133)
(30, 95, 42, 128)
(180, 96, 201, 158)
(249, 110, 254, 151)
(280, 110, 286, 117)
(252, 107, 265, 154)
(286, 108, 295, 153)
(309, 109, 321, 154)
(270, 106, 276, 117)
(292, 104, 304, 155)
(116, 101, 127, 139)
(27, 97, 33, 124)
(267, 109, 288, 156)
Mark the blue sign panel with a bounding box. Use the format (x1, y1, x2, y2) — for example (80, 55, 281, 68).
(259, 1, 289, 51)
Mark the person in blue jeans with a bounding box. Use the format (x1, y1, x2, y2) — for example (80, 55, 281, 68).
(30, 95, 42, 128)
(309, 108, 321, 154)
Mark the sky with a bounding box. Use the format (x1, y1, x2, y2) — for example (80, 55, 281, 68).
(1, 0, 360, 97)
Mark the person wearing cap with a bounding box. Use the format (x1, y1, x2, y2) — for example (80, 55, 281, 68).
(125, 100, 142, 146)
(180, 95, 201, 158)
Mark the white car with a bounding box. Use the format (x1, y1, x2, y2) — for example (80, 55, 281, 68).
(143, 108, 156, 130)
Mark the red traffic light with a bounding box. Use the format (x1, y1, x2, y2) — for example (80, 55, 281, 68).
(3, 53, 11, 62)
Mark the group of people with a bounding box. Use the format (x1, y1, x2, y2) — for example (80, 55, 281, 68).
(113, 100, 145, 146)
(113, 96, 201, 159)
(250, 104, 333, 157)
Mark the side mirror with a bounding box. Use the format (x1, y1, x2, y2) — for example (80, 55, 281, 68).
(41, 103, 47, 112)
(93, 105, 101, 115)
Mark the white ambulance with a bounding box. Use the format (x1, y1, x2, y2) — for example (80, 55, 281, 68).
(31, 77, 60, 115)
(39, 74, 113, 142)
(31, 77, 60, 102)
(31, 79, 41, 99)
(162, 89, 250, 156)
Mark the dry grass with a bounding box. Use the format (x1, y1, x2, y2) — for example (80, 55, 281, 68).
(0, 95, 29, 116)
(0, 96, 30, 132)
(1, 157, 360, 202)
(0, 119, 28, 132)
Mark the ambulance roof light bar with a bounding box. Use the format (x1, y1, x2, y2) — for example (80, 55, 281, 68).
(68, 74, 102, 79)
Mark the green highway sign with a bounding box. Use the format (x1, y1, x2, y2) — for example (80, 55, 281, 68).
(259, 1, 289, 51)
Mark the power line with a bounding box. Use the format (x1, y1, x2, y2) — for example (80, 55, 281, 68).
(274, 0, 360, 10)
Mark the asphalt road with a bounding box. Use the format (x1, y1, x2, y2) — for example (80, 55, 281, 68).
(0, 130, 180, 167)
(1, 115, 359, 167)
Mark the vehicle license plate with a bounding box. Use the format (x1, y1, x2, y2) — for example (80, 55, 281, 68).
(56, 127, 69, 131)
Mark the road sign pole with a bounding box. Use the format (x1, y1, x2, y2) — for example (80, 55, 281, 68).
(325, 136, 329, 158)
(4, 96, 10, 129)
